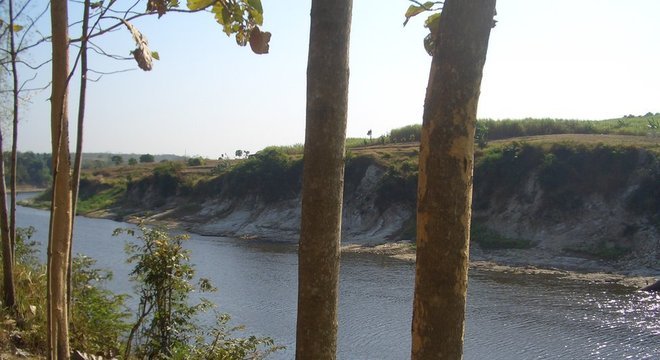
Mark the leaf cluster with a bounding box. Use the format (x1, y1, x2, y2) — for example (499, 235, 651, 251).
(188, 0, 271, 53)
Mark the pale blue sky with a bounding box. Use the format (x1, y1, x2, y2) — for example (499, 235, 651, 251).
(15, 0, 660, 158)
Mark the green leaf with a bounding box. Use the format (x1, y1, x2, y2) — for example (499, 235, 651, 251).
(12, 24, 24, 32)
(424, 12, 441, 32)
(247, 0, 263, 14)
(151, 51, 160, 60)
(403, 2, 435, 26)
(249, 7, 263, 25)
(187, 0, 214, 11)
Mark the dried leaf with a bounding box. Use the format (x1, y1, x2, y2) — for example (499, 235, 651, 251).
(122, 20, 154, 71)
(248, 26, 271, 54)
(147, 0, 169, 18)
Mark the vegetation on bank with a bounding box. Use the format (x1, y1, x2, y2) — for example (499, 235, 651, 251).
(0, 225, 280, 358)
(20, 117, 659, 256)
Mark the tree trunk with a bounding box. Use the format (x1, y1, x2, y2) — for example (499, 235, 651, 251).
(68, 0, 91, 316)
(411, 1, 496, 359)
(295, 1, 352, 359)
(0, 0, 19, 312)
(9, 0, 19, 262)
(0, 145, 16, 311)
(48, 0, 73, 358)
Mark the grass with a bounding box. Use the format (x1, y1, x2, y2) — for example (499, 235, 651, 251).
(76, 184, 126, 214)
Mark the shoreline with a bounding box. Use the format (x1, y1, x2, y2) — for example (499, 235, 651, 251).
(19, 201, 659, 290)
(341, 241, 658, 289)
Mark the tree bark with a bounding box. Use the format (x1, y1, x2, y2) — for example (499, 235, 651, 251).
(295, 1, 352, 359)
(0, 143, 15, 311)
(411, 1, 496, 359)
(0, 0, 19, 312)
(48, 0, 73, 358)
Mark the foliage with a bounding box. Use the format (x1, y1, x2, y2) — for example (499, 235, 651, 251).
(219, 148, 302, 202)
(0, 227, 129, 357)
(475, 121, 488, 149)
(129, 158, 138, 166)
(389, 124, 422, 143)
(187, 157, 205, 166)
(115, 223, 279, 359)
(402, 1, 443, 55)
(76, 179, 126, 214)
(7, 151, 52, 188)
(473, 142, 544, 209)
(140, 154, 156, 163)
(111, 155, 124, 166)
(374, 160, 418, 210)
(71, 255, 131, 357)
(186, 0, 271, 54)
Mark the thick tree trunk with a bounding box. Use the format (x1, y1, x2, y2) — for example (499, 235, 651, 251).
(295, 0, 352, 359)
(48, 0, 73, 358)
(411, 1, 496, 359)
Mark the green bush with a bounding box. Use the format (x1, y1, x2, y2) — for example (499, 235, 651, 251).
(0, 227, 130, 357)
(221, 148, 302, 202)
(116, 224, 280, 359)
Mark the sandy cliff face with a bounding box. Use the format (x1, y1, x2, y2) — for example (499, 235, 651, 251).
(113, 147, 658, 274)
(182, 164, 412, 245)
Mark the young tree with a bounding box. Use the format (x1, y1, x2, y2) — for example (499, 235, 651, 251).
(48, 0, 74, 357)
(410, 1, 496, 359)
(295, 0, 352, 359)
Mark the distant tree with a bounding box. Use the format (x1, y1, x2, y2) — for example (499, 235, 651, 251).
(111, 155, 123, 165)
(128, 158, 138, 166)
(187, 157, 204, 166)
(235, 149, 243, 158)
(367, 129, 373, 143)
(139, 154, 155, 163)
(244, 150, 250, 158)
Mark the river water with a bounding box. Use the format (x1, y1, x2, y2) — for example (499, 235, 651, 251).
(16, 194, 659, 359)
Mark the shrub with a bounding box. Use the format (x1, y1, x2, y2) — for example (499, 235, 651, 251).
(115, 224, 280, 359)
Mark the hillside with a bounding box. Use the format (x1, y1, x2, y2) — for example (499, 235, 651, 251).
(23, 130, 659, 275)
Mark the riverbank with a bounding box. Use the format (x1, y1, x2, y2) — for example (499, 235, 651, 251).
(341, 241, 658, 289)
(72, 206, 660, 289)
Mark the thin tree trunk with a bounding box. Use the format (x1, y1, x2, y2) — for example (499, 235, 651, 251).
(295, 0, 352, 359)
(67, 0, 91, 315)
(48, 0, 73, 358)
(1, 0, 20, 312)
(0, 146, 15, 311)
(411, 1, 496, 359)
(9, 0, 19, 261)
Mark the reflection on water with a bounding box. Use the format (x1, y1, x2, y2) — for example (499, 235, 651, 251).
(16, 193, 660, 359)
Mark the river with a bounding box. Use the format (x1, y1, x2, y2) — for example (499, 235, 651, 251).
(16, 193, 659, 359)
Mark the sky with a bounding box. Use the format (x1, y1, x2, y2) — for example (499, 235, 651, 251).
(11, 0, 660, 159)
